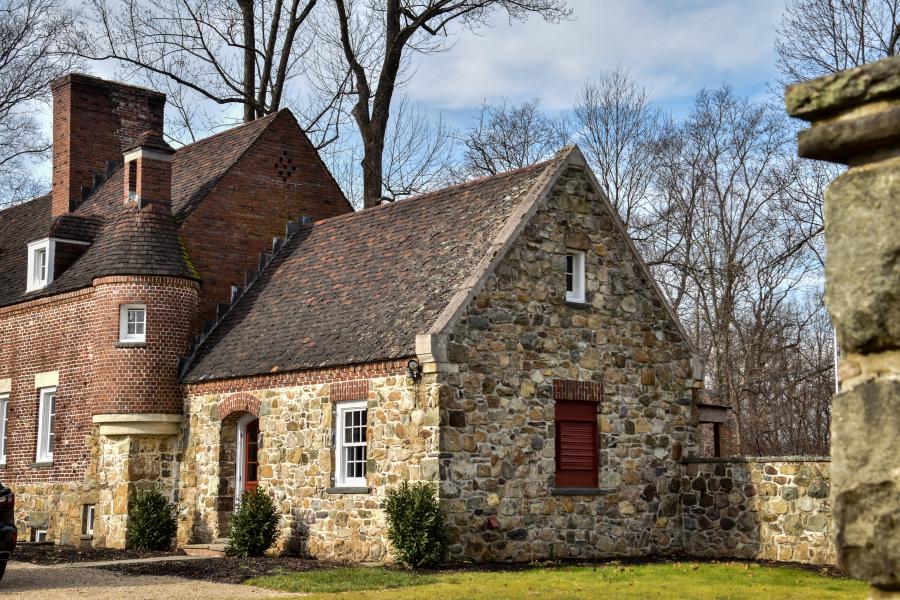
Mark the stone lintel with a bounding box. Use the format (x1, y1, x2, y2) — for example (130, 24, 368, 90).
(34, 370, 59, 389)
(0, 378, 9, 394)
(92, 413, 183, 436)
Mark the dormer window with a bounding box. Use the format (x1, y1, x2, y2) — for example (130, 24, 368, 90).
(26, 239, 53, 292)
(565, 250, 586, 304)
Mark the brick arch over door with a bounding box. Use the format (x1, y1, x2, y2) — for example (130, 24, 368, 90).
(217, 393, 261, 420)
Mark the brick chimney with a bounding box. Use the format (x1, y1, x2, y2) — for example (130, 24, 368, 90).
(123, 131, 175, 209)
(51, 74, 166, 216)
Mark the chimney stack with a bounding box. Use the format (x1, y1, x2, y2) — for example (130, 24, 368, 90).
(123, 131, 174, 209)
(51, 74, 166, 216)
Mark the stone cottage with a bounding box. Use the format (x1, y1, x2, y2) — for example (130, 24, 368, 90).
(1, 72, 835, 565)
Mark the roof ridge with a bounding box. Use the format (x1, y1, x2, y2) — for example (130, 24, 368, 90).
(174, 110, 283, 153)
(298, 153, 565, 229)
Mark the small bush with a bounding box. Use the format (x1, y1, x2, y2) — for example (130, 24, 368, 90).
(128, 489, 177, 551)
(227, 489, 279, 557)
(383, 481, 447, 568)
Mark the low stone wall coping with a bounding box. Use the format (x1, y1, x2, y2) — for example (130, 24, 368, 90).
(682, 455, 830, 464)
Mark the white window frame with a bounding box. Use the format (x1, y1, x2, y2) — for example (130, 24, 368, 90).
(334, 400, 368, 488)
(26, 239, 52, 292)
(36, 386, 56, 464)
(82, 504, 96, 536)
(565, 250, 586, 304)
(0, 393, 8, 466)
(32, 529, 48, 542)
(119, 304, 147, 343)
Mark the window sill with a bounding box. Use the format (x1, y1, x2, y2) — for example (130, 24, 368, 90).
(325, 486, 370, 495)
(80, 534, 94, 541)
(0, 461, 6, 469)
(31, 461, 53, 468)
(550, 487, 611, 496)
(564, 300, 590, 309)
(115, 341, 147, 348)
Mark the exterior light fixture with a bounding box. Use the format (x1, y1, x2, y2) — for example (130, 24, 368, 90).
(407, 358, 421, 382)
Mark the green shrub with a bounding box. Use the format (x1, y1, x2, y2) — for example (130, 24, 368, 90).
(227, 489, 280, 557)
(383, 481, 447, 568)
(127, 489, 178, 551)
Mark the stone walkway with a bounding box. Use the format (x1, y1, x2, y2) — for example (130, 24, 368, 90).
(1, 560, 294, 599)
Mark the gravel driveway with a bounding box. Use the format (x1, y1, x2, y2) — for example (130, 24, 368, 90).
(1, 560, 294, 599)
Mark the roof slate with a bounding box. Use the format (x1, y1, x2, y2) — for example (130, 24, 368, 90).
(182, 156, 566, 383)
(0, 111, 290, 308)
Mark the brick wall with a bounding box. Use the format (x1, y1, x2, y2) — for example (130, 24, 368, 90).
(178, 110, 353, 322)
(0, 276, 198, 486)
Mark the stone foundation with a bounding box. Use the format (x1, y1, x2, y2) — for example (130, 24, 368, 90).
(682, 458, 834, 565)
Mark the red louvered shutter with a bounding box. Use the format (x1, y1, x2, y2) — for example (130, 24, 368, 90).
(555, 400, 598, 487)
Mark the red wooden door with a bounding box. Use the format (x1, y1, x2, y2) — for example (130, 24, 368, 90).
(244, 419, 259, 493)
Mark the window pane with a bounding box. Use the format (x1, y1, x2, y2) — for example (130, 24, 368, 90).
(0, 398, 7, 457)
(47, 393, 56, 453)
(566, 254, 574, 292)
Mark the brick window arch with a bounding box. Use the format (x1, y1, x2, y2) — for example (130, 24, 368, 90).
(217, 393, 261, 420)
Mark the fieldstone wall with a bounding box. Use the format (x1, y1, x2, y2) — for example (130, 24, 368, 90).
(12, 430, 178, 548)
(179, 368, 441, 562)
(682, 458, 834, 565)
(439, 165, 701, 562)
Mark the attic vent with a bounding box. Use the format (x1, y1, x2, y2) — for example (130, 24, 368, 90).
(275, 150, 296, 183)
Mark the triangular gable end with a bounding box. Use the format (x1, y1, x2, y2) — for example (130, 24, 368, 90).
(417, 144, 703, 378)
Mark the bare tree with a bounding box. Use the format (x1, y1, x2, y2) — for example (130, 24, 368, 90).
(455, 98, 570, 178)
(574, 68, 662, 228)
(72, 0, 346, 145)
(328, 0, 571, 208)
(776, 0, 900, 82)
(643, 86, 832, 455)
(0, 0, 79, 209)
(322, 93, 454, 207)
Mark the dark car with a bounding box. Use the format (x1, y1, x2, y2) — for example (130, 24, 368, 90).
(0, 482, 14, 581)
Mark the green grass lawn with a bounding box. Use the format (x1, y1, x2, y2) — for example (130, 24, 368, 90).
(247, 562, 867, 600)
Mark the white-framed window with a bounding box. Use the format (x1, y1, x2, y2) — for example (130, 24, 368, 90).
(119, 304, 147, 343)
(32, 528, 48, 542)
(335, 400, 367, 488)
(26, 239, 53, 292)
(82, 504, 96, 535)
(0, 393, 8, 465)
(36, 387, 56, 464)
(565, 250, 586, 303)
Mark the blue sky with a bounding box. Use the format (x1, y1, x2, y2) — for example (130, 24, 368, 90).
(405, 0, 785, 128)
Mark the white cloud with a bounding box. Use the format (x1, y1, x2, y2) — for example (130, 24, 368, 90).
(405, 0, 784, 111)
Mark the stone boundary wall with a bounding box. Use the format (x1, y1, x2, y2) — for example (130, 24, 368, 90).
(681, 457, 834, 565)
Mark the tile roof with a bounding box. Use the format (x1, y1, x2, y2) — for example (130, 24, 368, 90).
(0, 111, 292, 308)
(181, 154, 569, 383)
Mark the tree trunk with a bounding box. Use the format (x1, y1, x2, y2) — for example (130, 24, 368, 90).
(238, 0, 256, 122)
(362, 135, 384, 208)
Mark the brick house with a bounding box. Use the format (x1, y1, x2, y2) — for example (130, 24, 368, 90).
(0, 73, 705, 561)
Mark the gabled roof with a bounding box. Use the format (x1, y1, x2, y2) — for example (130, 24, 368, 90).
(181, 151, 572, 382)
(182, 145, 701, 384)
(0, 110, 313, 308)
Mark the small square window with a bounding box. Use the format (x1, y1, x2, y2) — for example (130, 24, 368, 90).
(82, 504, 96, 535)
(32, 528, 48, 542)
(565, 251, 586, 304)
(334, 401, 367, 488)
(119, 304, 147, 343)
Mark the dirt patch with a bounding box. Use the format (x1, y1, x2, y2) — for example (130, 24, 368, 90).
(98, 556, 333, 584)
(12, 543, 182, 565)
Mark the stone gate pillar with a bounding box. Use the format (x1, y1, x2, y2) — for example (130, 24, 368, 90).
(786, 57, 900, 598)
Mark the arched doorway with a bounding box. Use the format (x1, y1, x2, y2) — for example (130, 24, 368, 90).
(235, 413, 259, 503)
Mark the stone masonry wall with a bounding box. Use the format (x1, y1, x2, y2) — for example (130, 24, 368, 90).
(180, 361, 439, 562)
(681, 458, 834, 565)
(440, 165, 701, 562)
